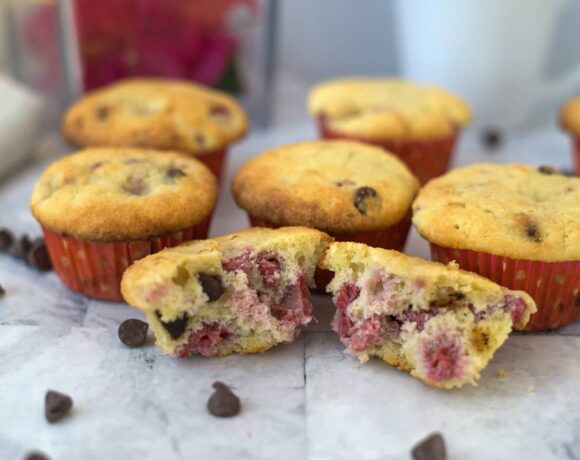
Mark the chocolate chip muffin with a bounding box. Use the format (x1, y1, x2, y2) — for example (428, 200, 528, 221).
(62, 78, 249, 179)
(322, 242, 535, 389)
(413, 163, 580, 331)
(308, 77, 471, 184)
(121, 227, 331, 357)
(559, 94, 580, 175)
(232, 140, 419, 288)
(30, 147, 217, 300)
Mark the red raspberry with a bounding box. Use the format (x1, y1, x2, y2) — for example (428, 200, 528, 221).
(335, 283, 361, 310)
(257, 251, 281, 288)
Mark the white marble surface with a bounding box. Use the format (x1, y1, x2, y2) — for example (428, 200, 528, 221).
(0, 126, 579, 460)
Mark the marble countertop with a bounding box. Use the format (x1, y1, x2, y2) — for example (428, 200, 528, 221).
(1, 125, 579, 460)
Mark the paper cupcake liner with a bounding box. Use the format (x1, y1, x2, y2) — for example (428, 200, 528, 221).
(196, 148, 227, 181)
(42, 217, 211, 301)
(317, 118, 458, 185)
(573, 137, 580, 176)
(430, 244, 580, 332)
(248, 214, 412, 292)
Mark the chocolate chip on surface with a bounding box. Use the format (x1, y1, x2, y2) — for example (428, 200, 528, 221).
(0, 283, 5, 297)
(412, 432, 447, 460)
(524, 221, 542, 242)
(538, 165, 557, 175)
(45, 390, 73, 423)
(166, 167, 187, 179)
(353, 186, 379, 215)
(156, 311, 188, 339)
(198, 274, 225, 302)
(481, 128, 503, 150)
(118, 319, 149, 347)
(207, 381, 241, 417)
(10, 235, 32, 259)
(0, 228, 14, 251)
(24, 451, 51, 460)
(27, 240, 53, 271)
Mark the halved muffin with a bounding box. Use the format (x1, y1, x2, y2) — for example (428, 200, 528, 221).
(321, 242, 536, 389)
(121, 227, 331, 357)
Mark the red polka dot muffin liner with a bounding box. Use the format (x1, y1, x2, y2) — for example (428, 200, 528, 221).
(430, 244, 580, 332)
(196, 148, 227, 181)
(248, 214, 412, 292)
(572, 137, 580, 176)
(42, 216, 212, 301)
(317, 117, 459, 185)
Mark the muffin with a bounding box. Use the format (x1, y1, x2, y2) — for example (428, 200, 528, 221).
(322, 242, 536, 389)
(558, 95, 580, 175)
(121, 227, 331, 357)
(231, 140, 419, 289)
(308, 77, 471, 184)
(413, 163, 580, 331)
(30, 147, 217, 300)
(62, 77, 248, 180)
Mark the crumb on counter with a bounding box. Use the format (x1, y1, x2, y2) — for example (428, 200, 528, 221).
(497, 370, 509, 379)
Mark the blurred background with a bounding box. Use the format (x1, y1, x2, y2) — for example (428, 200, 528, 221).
(1, 0, 580, 176)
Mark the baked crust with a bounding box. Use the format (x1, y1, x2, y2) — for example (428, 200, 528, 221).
(232, 140, 419, 232)
(30, 147, 217, 241)
(308, 77, 471, 141)
(62, 78, 248, 155)
(412, 163, 580, 261)
(559, 95, 580, 136)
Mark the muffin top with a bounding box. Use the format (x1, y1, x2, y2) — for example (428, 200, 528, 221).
(232, 140, 419, 233)
(308, 77, 471, 141)
(31, 148, 217, 242)
(62, 78, 248, 155)
(413, 163, 580, 261)
(559, 95, 580, 135)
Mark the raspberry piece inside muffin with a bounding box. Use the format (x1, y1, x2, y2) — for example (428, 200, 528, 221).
(121, 227, 331, 357)
(322, 242, 536, 389)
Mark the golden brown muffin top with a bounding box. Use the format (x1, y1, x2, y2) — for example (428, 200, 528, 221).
(31, 147, 217, 241)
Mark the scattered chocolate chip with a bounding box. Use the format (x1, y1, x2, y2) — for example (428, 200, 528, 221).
(452, 292, 465, 301)
(24, 452, 50, 460)
(95, 106, 109, 120)
(0, 283, 5, 297)
(156, 311, 188, 339)
(118, 319, 149, 347)
(0, 228, 14, 251)
(412, 432, 446, 460)
(45, 390, 73, 423)
(10, 235, 32, 259)
(27, 240, 53, 271)
(166, 167, 186, 179)
(525, 221, 541, 242)
(481, 128, 503, 150)
(198, 274, 225, 302)
(538, 165, 557, 175)
(353, 186, 379, 215)
(207, 381, 241, 417)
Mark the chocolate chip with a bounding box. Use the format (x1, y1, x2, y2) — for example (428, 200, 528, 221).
(24, 452, 50, 460)
(27, 240, 53, 271)
(118, 319, 149, 347)
(353, 186, 379, 215)
(452, 292, 465, 301)
(167, 167, 186, 179)
(45, 390, 73, 423)
(538, 165, 557, 175)
(412, 432, 447, 460)
(207, 381, 241, 417)
(0, 283, 5, 297)
(0, 228, 14, 251)
(525, 221, 541, 242)
(481, 128, 503, 150)
(198, 274, 225, 302)
(10, 235, 32, 259)
(156, 311, 188, 339)
(96, 106, 109, 120)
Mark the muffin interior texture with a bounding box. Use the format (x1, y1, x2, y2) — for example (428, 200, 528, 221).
(121, 227, 331, 357)
(322, 242, 536, 389)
